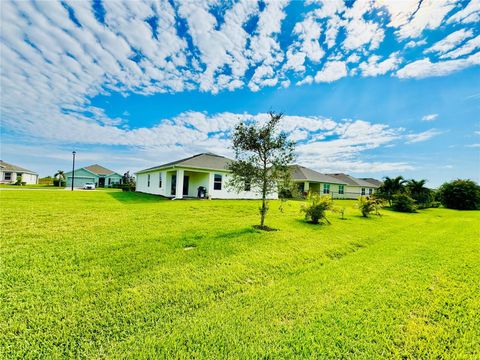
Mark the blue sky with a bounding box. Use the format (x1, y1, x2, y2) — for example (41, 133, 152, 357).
(1, 0, 479, 186)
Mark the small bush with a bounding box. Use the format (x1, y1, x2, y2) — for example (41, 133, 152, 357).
(437, 179, 480, 210)
(391, 194, 417, 212)
(301, 193, 334, 224)
(53, 179, 66, 187)
(358, 196, 383, 217)
(429, 201, 441, 208)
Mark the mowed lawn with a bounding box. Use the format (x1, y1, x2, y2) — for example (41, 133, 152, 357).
(1, 191, 479, 359)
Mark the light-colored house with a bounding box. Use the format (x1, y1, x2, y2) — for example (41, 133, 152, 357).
(64, 164, 123, 188)
(136, 153, 277, 200)
(0, 160, 38, 184)
(327, 173, 381, 198)
(289, 165, 348, 197)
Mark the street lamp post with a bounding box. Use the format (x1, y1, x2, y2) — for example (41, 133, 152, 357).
(71, 151, 76, 191)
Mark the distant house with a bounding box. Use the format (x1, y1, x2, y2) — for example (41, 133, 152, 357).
(64, 164, 123, 188)
(360, 178, 383, 187)
(0, 160, 38, 184)
(136, 153, 276, 199)
(327, 173, 381, 198)
(289, 165, 348, 197)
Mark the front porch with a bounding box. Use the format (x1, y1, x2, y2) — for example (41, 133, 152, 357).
(165, 169, 212, 199)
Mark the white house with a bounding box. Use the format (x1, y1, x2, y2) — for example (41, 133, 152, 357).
(135, 153, 277, 200)
(289, 165, 348, 197)
(0, 160, 38, 184)
(327, 173, 381, 198)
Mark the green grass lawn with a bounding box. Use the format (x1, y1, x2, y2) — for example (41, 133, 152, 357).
(1, 191, 479, 359)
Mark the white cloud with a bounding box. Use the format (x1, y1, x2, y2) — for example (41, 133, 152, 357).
(447, 0, 480, 24)
(466, 143, 480, 148)
(405, 129, 443, 143)
(422, 114, 439, 121)
(405, 39, 428, 48)
(314, 60, 347, 82)
(359, 52, 402, 76)
(396, 52, 480, 78)
(441, 35, 480, 59)
(424, 29, 473, 54)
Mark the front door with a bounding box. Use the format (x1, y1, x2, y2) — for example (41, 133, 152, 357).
(98, 177, 105, 188)
(183, 176, 189, 196)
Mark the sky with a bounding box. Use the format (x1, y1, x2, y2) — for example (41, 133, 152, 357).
(1, 0, 479, 187)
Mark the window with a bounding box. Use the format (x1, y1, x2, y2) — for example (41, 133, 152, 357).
(244, 179, 251, 191)
(361, 188, 366, 195)
(298, 182, 305, 193)
(338, 185, 344, 194)
(214, 174, 222, 190)
(159, 173, 162, 188)
(369, 188, 373, 195)
(108, 178, 111, 185)
(147, 174, 151, 187)
(4, 172, 12, 181)
(323, 183, 330, 194)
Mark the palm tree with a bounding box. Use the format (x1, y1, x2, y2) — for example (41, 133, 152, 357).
(406, 179, 431, 206)
(377, 176, 406, 206)
(54, 170, 65, 187)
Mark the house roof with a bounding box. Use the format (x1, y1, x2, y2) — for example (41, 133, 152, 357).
(83, 164, 117, 176)
(289, 165, 347, 185)
(360, 177, 383, 187)
(327, 173, 380, 187)
(136, 153, 232, 174)
(0, 160, 38, 175)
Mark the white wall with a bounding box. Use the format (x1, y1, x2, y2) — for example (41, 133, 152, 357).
(21, 173, 38, 184)
(136, 171, 167, 196)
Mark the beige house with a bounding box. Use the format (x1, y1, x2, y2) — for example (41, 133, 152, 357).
(327, 173, 381, 198)
(289, 165, 348, 197)
(0, 160, 38, 184)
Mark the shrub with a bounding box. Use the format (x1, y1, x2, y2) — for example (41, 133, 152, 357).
(358, 196, 383, 217)
(437, 179, 480, 210)
(53, 179, 66, 187)
(429, 201, 441, 208)
(301, 193, 334, 224)
(391, 194, 417, 213)
(14, 176, 23, 186)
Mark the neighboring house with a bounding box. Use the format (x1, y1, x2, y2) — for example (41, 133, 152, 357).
(0, 160, 39, 184)
(289, 165, 348, 197)
(64, 164, 123, 188)
(327, 173, 381, 198)
(136, 153, 277, 200)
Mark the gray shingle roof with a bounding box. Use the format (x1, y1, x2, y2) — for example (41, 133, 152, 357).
(84, 164, 117, 176)
(327, 173, 380, 187)
(290, 165, 347, 184)
(360, 178, 383, 187)
(0, 160, 38, 175)
(136, 153, 232, 174)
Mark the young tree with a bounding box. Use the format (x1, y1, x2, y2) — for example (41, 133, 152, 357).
(376, 176, 406, 206)
(227, 112, 295, 229)
(54, 170, 65, 187)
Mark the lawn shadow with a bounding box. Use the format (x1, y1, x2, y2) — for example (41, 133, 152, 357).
(106, 191, 168, 204)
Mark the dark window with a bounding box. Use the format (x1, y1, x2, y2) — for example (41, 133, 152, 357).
(338, 185, 344, 194)
(298, 182, 305, 193)
(244, 179, 251, 191)
(108, 178, 111, 185)
(4, 172, 12, 181)
(323, 183, 330, 194)
(147, 174, 150, 187)
(368, 188, 373, 195)
(159, 173, 162, 188)
(361, 188, 366, 195)
(214, 174, 222, 190)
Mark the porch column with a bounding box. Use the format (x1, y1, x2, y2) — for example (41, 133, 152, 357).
(208, 172, 214, 197)
(304, 181, 310, 192)
(175, 169, 184, 199)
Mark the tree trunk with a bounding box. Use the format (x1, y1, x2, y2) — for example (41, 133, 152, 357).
(260, 158, 267, 227)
